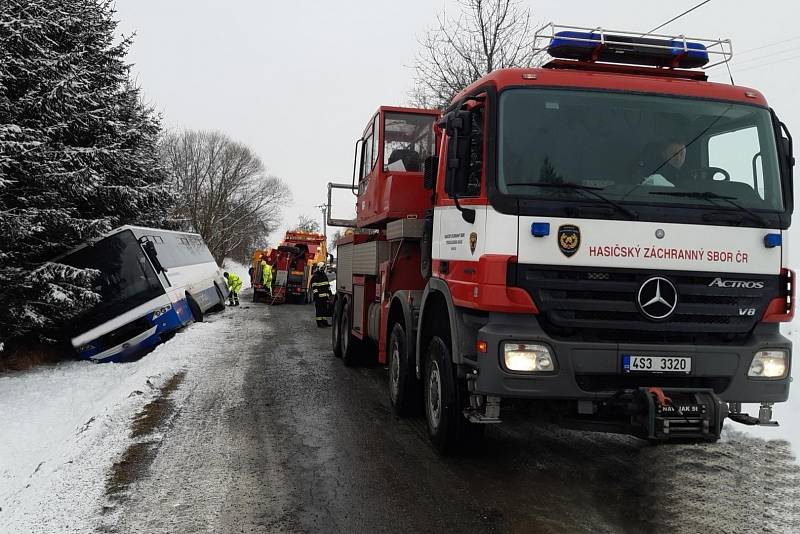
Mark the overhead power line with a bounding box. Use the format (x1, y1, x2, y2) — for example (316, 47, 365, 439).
(735, 35, 800, 57)
(734, 53, 800, 74)
(644, 0, 713, 36)
(707, 45, 800, 70)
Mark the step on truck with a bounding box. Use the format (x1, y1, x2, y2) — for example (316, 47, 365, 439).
(327, 24, 795, 453)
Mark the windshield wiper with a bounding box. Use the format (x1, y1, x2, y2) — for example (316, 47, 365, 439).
(506, 181, 639, 220)
(650, 191, 769, 226)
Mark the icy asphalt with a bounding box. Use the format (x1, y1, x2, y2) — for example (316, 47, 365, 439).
(89, 294, 798, 534)
(3, 291, 800, 533)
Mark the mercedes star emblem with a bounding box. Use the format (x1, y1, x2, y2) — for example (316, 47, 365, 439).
(637, 277, 678, 320)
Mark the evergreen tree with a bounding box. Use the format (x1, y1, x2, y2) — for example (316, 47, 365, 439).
(0, 0, 172, 350)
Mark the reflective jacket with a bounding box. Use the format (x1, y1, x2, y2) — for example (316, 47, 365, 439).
(226, 273, 242, 292)
(261, 260, 272, 286)
(311, 270, 331, 301)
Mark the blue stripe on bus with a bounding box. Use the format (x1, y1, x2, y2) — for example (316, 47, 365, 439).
(78, 282, 223, 363)
(173, 298, 194, 325)
(79, 331, 161, 363)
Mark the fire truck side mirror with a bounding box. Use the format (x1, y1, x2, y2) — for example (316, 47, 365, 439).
(443, 110, 473, 197)
(423, 156, 438, 190)
(781, 137, 794, 169)
(776, 119, 794, 179)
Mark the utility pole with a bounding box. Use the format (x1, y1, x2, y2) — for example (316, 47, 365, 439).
(316, 204, 327, 238)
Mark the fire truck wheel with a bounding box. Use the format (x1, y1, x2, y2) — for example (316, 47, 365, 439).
(187, 294, 204, 323)
(332, 298, 343, 358)
(388, 323, 419, 416)
(341, 298, 362, 367)
(424, 336, 484, 454)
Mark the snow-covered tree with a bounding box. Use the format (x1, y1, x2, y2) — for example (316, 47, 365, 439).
(294, 214, 321, 233)
(0, 0, 172, 351)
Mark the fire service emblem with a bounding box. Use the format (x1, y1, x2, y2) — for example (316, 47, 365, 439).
(558, 225, 580, 257)
(469, 232, 478, 255)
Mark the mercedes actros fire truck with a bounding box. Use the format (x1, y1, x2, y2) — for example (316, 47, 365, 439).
(327, 24, 795, 453)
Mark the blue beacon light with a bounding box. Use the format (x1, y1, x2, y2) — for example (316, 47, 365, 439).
(764, 233, 782, 248)
(531, 222, 551, 237)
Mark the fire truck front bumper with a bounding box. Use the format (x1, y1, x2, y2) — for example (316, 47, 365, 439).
(467, 312, 791, 404)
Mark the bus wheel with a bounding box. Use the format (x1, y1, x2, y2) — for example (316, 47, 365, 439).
(388, 322, 420, 416)
(341, 298, 361, 367)
(187, 295, 204, 323)
(332, 298, 342, 358)
(424, 336, 484, 454)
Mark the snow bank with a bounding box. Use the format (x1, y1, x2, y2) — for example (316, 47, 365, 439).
(0, 316, 231, 533)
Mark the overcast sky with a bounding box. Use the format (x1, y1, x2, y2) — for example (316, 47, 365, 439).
(114, 0, 800, 242)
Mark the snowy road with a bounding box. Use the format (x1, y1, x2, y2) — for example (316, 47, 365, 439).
(3, 293, 800, 533)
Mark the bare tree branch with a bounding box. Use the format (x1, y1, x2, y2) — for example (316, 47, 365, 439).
(294, 214, 321, 233)
(410, 0, 544, 109)
(161, 130, 291, 264)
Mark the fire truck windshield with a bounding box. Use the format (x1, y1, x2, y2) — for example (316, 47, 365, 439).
(497, 88, 785, 216)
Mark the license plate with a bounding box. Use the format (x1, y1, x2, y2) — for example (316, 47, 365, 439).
(622, 355, 691, 374)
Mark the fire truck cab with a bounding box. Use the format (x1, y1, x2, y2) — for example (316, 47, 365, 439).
(330, 24, 796, 453)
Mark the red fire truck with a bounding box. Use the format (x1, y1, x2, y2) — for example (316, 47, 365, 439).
(328, 24, 795, 453)
(253, 231, 328, 304)
(281, 231, 327, 303)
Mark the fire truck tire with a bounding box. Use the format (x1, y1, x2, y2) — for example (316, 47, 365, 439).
(424, 336, 484, 454)
(341, 298, 362, 367)
(388, 323, 420, 416)
(332, 298, 343, 358)
(187, 294, 204, 323)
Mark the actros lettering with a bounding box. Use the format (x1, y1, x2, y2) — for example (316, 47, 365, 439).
(709, 278, 765, 289)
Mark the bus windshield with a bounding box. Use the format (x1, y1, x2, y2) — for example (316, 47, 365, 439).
(61, 230, 164, 329)
(497, 88, 784, 213)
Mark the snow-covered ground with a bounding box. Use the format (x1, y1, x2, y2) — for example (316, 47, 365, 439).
(0, 316, 232, 533)
(0, 309, 797, 532)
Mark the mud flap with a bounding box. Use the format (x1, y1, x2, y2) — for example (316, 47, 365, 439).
(634, 388, 728, 442)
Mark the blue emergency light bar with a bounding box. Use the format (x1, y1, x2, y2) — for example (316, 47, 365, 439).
(535, 24, 732, 70)
(549, 31, 708, 68)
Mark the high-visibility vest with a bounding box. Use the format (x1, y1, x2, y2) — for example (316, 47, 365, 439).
(261, 260, 272, 286)
(227, 273, 242, 292)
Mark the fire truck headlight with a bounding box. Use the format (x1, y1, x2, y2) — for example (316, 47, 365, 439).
(749, 350, 788, 379)
(503, 343, 555, 373)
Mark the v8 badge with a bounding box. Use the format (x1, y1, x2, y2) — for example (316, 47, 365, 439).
(558, 225, 580, 257)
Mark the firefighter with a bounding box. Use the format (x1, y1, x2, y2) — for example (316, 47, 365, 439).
(223, 272, 242, 306)
(260, 255, 273, 296)
(310, 262, 331, 327)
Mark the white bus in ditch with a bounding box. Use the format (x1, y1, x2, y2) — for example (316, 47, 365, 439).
(60, 226, 228, 362)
